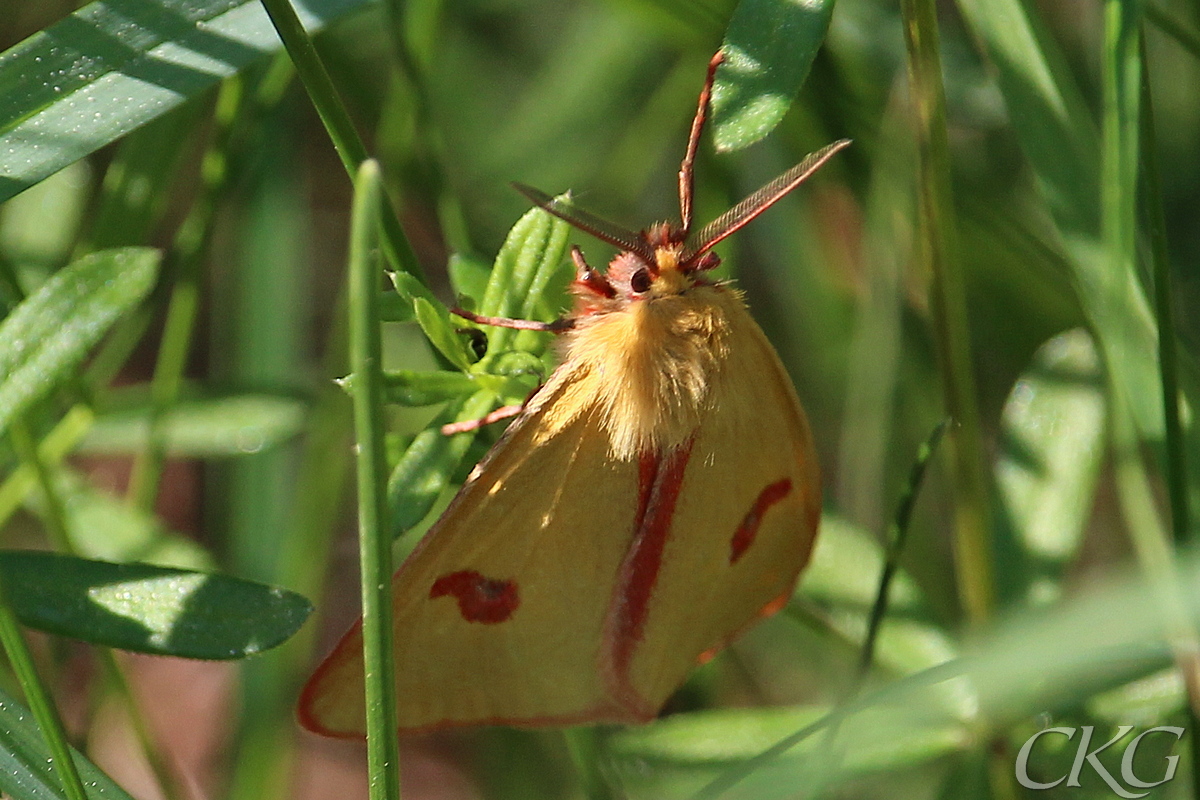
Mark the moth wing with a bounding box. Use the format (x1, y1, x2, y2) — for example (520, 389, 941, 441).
(622, 308, 821, 708)
(299, 372, 642, 736)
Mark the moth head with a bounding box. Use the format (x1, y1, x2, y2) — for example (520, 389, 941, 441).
(510, 48, 850, 314)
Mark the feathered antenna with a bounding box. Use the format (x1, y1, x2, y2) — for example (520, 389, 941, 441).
(685, 139, 852, 261)
(678, 50, 724, 238)
(512, 184, 656, 265)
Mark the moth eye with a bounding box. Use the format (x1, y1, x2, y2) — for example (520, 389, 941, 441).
(630, 268, 652, 294)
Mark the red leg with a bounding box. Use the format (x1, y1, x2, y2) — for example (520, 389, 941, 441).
(451, 307, 574, 333)
(678, 50, 724, 236)
(440, 404, 525, 436)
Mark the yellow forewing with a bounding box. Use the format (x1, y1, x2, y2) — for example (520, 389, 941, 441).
(300, 373, 642, 735)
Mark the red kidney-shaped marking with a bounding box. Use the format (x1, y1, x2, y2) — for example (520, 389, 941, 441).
(430, 570, 520, 623)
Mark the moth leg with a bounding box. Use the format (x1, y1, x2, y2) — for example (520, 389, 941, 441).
(451, 307, 575, 333)
(441, 403, 525, 436)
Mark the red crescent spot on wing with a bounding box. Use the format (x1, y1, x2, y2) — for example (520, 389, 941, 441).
(430, 570, 520, 623)
(605, 441, 695, 710)
(730, 479, 792, 564)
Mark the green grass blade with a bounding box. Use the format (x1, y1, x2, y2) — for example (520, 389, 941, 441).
(901, 0, 994, 624)
(1139, 38, 1189, 549)
(858, 419, 949, 681)
(0, 0, 364, 205)
(0, 248, 159, 440)
(713, 0, 836, 152)
(347, 160, 401, 800)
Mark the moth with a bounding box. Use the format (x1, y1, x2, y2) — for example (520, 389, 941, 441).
(300, 52, 846, 735)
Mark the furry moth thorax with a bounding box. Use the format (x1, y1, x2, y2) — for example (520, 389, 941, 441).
(534, 232, 740, 462)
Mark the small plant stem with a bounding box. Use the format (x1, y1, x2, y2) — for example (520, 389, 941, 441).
(257, 0, 424, 282)
(14, 421, 186, 800)
(856, 419, 950, 684)
(10, 421, 72, 552)
(0, 407, 92, 528)
(1138, 24, 1200, 799)
(899, 0, 994, 626)
(6, 426, 89, 800)
(349, 160, 401, 800)
(127, 76, 243, 511)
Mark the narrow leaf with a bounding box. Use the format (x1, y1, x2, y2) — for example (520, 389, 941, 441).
(712, 0, 837, 152)
(343, 370, 507, 407)
(0, 0, 367, 204)
(0, 551, 311, 660)
(607, 705, 966, 799)
(413, 298, 473, 371)
(0, 248, 159, 440)
(0, 685, 135, 800)
(478, 201, 570, 352)
(77, 393, 306, 457)
(24, 469, 210, 569)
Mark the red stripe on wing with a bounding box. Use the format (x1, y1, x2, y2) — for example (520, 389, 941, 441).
(729, 479, 792, 563)
(603, 439, 695, 714)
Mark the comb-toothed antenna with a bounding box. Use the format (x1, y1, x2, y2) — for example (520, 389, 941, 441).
(512, 183, 656, 264)
(679, 51, 725, 237)
(685, 138, 852, 260)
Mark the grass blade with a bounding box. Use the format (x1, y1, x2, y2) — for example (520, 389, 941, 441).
(347, 160, 401, 800)
(900, 0, 994, 624)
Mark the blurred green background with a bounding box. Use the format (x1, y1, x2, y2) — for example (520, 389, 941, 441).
(2, 0, 1200, 797)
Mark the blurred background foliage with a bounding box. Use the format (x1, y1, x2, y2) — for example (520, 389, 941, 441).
(1, 0, 1200, 797)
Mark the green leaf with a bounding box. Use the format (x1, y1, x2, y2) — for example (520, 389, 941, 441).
(478, 200, 571, 352)
(387, 389, 498, 535)
(0, 0, 367, 205)
(0, 685, 135, 800)
(712, 0, 837, 152)
(606, 705, 966, 799)
(996, 329, 1105, 600)
(413, 298, 473, 371)
(389, 270, 474, 369)
(76, 393, 306, 457)
(0, 551, 311, 660)
(0, 248, 159, 440)
(378, 291, 414, 322)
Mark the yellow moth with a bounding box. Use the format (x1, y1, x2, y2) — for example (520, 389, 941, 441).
(300, 52, 846, 736)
